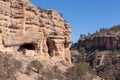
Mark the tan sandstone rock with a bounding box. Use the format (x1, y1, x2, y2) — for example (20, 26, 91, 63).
(0, 0, 72, 64)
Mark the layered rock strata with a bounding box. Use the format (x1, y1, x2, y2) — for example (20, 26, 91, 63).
(77, 36, 120, 52)
(0, 0, 72, 63)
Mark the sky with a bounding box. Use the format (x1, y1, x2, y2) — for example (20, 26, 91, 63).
(30, 0, 120, 42)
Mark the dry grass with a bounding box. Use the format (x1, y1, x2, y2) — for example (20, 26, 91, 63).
(0, 52, 21, 80)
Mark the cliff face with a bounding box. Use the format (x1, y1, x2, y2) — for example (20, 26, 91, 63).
(72, 25, 120, 52)
(77, 36, 120, 52)
(0, 0, 72, 63)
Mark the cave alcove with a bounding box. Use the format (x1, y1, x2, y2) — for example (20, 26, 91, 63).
(18, 43, 36, 52)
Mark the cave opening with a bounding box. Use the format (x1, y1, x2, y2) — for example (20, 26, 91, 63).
(46, 38, 56, 57)
(47, 42, 51, 56)
(18, 43, 36, 51)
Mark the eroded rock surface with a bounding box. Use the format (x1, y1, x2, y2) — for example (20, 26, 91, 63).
(0, 0, 72, 63)
(75, 36, 120, 52)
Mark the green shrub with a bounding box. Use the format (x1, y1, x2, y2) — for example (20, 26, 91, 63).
(66, 62, 89, 80)
(26, 60, 43, 74)
(78, 47, 86, 54)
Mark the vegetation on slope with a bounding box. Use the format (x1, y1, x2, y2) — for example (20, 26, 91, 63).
(79, 24, 120, 40)
(0, 52, 21, 80)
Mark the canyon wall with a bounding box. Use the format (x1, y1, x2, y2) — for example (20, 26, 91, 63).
(0, 0, 72, 63)
(77, 36, 120, 52)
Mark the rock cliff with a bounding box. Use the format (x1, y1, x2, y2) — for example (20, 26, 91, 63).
(77, 36, 120, 52)
(0, 0, 72, 63)
(71, 25, 120, 52)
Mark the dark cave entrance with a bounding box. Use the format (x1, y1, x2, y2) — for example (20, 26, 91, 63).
(18, 43, 36, 52)
(47, 42, 51, 56)
(46, 38, 57, 57)
(20, 43, 35, 50)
